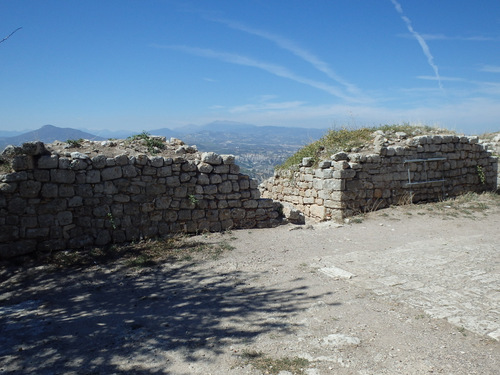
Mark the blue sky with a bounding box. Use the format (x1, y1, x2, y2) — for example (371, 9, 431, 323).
(1, 0, 499, 135)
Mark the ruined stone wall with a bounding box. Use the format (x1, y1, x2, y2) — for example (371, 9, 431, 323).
(261, 135, 498, 221)
(0, 143, 281, 258)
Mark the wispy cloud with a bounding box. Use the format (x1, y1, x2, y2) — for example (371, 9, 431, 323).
(207, 17, 362, 96)
(398, 33, 500, 41)
(417, 75, 465, 82)
(390, 0, 443, 90)
(154, 44, 362, 102)
(480, 65, 500, 73)
(228, 100, 305, 113)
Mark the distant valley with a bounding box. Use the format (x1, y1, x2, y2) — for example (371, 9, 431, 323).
(0, 121, 327, 181)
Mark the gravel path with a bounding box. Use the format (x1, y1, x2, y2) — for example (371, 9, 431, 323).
(1, 200, 499, 374)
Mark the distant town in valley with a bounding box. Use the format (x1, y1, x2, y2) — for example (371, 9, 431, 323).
(0, 121, 327, 181)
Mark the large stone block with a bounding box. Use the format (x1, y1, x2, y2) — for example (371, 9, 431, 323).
(51, 169, 75, 184)
(202, 152, 222, 165)
(12, 155, 34, 171)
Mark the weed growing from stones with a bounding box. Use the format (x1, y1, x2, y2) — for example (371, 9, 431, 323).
(277, 123, 448, 170)
(239, 350, 310, 375)
(126, 131, 165, 154)
(66, 138, 84, 148)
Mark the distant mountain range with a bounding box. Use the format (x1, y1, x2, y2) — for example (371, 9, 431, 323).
(0, 125, 106, 149)
(0, 121, 326, 150)
(0, 122, 327, 180)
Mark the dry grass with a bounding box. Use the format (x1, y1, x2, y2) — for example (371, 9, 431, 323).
(277, 123, 450, 170)
(239, 350, 310, 375)
(379, 191, 500, 220)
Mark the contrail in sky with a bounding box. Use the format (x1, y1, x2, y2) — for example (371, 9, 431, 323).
(157, 45, 359, 101)
(209, 18, 361, 96)
(390, 0, 443, 90)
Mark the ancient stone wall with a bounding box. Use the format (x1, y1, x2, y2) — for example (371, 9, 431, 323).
(261, 135, 498, 221)
(0, 142, 281, 258)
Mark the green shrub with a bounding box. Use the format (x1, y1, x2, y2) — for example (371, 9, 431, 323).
(276, 123, 448, 170)
(66, 138, 84, 148)
(126, 131, 165, 154)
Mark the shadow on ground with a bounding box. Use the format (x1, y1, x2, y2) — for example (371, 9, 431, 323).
(0, 253, 332, 374)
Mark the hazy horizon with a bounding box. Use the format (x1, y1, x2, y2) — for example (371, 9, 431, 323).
(1, 1, 499, 134)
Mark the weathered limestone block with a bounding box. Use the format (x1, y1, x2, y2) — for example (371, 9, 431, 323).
(214, 164, 230, 174)
(203, 184, 217, 195)
(0, 240, 36, 258)
(230, 164, 240, 174)
(0, 182, 17, 193)
(198, 162, 213, 173)
(59, 184, 75, 197)
(150, 156, 164, 167)
(91, 155, 107, 169)
(202, 152, 223, 165)
(315, 169, 334, 178)
(332, 152, 349, 161)
(1, 171, 28, 182)
(318, 160, 331, 169)
(218, 180, 233, 194)
(182, 161, 197, 172)
(12, 155, 34, 171)
(22, 141, 47, 156)
(309, 204, 326, 220)
(34, 170, 50, 182)
(56, 211, 73, 226)
(135, 154, 149, 165)
(302, 157, 314, 167)
(86, 169, 101, 183)
(26, 227, 50, 238)
(8, 197, 27, 215)
(157, 166, 172, 177)
(210, 174, 222, 184)
(51, 169, 76, 184)
(222, 154, 235, 164)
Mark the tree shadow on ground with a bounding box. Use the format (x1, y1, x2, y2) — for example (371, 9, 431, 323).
(0, 251, 335, 374)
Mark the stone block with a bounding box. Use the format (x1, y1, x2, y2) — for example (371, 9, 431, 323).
(51, 169, 76, 184)
(222, 154, 235, 164)
(202, 152, 222, 165)
(210, 174, 222, 184)
(21, 141, 46, 156)
(91, 155, 107, 169)
(26, 227, 50, 238)
(302, 157, 314, 167)
(58, 184, 75, 197)
(1, 171, 27, 182)
(0, 182, 17, 193)
(7, 197, 27, 214)
(12, 155, 34, 171)
(331, 152, 349, 161)
(166, 176, 181, 187)
(203, 184, 218, 195)
(309, 204, 326, 220)
(0, 241, 36, 258)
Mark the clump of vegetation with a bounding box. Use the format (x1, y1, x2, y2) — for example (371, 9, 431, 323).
(44, 235, 234, 269)
(66, 138, 84, 148)
(0, 156, 12, 174)
(127, 131, 165, 154)
(240, 350, 310, 375)
(276, 123, 449, 170)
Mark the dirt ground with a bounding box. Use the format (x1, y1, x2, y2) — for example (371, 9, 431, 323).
(1, 195, 499, 375)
